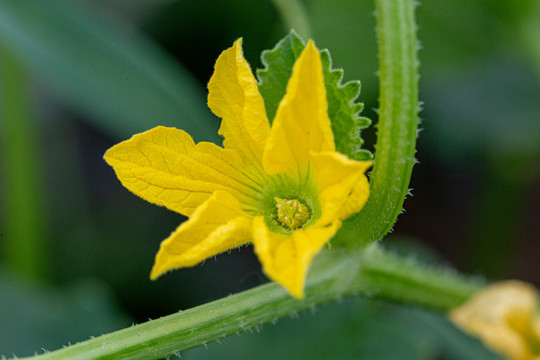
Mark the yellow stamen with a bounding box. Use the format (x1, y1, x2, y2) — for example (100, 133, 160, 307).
(274, 197, 310, 230)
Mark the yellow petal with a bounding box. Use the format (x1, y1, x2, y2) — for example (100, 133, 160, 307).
(208, 38, 270, 164)
(263, 40, 334, 175)
(150, 190, 252, 279)
(104, 126, 261, 217)
(449, 280, 539, 360)
(310, 151, 371, 224)
(252, 216, 341, 298)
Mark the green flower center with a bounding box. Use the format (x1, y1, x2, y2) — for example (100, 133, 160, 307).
(274, 197, 310, 230)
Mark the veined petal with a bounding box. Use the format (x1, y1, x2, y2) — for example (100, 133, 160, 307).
(208, 38, 270, 164)
(252, 216, 340, 298)
(150, 191, 252, 279)
(311, 151, 371, 225)
(263, 40, 334, 175)
(104, 126, 261, 217)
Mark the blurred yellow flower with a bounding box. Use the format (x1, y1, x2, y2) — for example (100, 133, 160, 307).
(450, 281, 540, 360)
(104, 39, 371, 298)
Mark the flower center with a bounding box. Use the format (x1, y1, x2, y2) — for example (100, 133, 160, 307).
(274, 197, 310, 230)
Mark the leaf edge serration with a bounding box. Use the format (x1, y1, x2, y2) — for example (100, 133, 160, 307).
(256, 30, 372, 161)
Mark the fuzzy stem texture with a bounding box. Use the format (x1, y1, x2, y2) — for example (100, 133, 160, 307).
(18, 246, 480, 360)
(337, 0, 419, 247)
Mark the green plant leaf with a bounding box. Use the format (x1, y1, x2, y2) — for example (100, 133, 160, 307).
(257, 30, 371, 160)
(0, 0, 216, 142)
(257, 31, 305, 123)
(320, 49, 372, 160)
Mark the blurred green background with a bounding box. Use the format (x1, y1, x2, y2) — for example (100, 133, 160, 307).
(0, 0, 538, 358)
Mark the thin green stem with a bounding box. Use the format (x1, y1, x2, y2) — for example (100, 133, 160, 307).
(17, 246, 480, 360)
(0, 47, 48, 281)
(271, 0, 312, 39)
(337, 0, 419, 247)
(519, 1, 540, 78)
(359, 246, 481, 310)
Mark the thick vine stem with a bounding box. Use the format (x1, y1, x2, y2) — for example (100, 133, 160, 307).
(18, 246, 480, 360)
(337, 0, 420, 247)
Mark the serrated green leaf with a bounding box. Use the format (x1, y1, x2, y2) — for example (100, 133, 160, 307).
(320, 49, 372, 160)
(256, 30, 372, 160)
(257, 31, 305, 123)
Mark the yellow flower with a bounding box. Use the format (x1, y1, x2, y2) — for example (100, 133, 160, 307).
(450, 281, 540, 360)
(104, 39, 371, 298)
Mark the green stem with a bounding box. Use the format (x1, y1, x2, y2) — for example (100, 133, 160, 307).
(337, 0, 419, 247)
(271, 0, 312, 39)
(0, 47, 48, 281)
(519, 1, 540, 78)
(359, 246, 480, 310)
(17, 246, 480, 360)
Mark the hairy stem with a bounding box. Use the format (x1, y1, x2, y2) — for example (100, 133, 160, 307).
(18, 246, 480, 360)
(338, 0, 419, 247)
